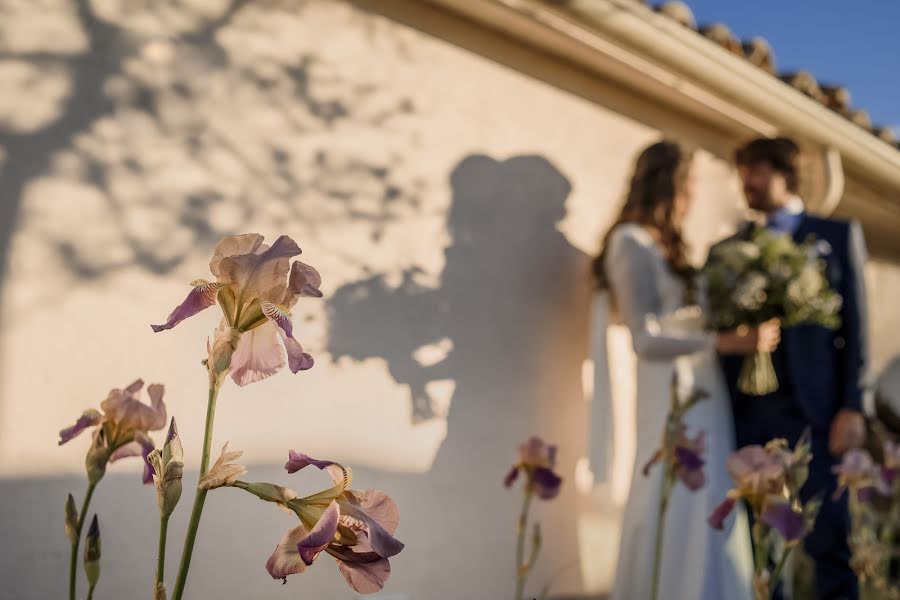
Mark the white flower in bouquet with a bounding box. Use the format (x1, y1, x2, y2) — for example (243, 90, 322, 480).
(786, 264, 825, 306)
(713, 240, 760, 271)
(732, 272, 769, 312)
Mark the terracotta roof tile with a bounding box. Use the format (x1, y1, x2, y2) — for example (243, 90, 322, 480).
(541, 0, 896, 148)
(642, 2, 897, 149)
(849, 108, 873, 129)
(820, 85, 852, 113)
(742, 37, 775, 73)
(655, 2, 696, 29)
(699, 23, 743, 55)
(873, 127, 897, 144)
(779, 71, 827, 104)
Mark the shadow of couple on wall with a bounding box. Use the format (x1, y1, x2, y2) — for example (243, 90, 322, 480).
(327, 153, 593, 595)
(328, 152, 590, 433)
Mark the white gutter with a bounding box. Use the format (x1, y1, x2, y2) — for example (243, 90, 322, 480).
(425, 0, 779, 137)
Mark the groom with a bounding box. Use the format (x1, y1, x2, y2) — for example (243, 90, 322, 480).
(716, 137, 869, 600)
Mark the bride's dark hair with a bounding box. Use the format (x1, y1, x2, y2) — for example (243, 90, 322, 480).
(593, 140, 695, 290)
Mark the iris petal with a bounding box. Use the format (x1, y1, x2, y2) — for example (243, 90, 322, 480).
(285, 260, 323, 304)
(531, 466, 562, 500)
(151, 281, 219, 332)
(708, 497, 737, 530)
(761, 499, 807, 542)
(229, 322, 286, 386)
(336, 554, 390, 594)
(217, 235, 301, 303)
(58, 410, 102, 445)
(675, 446, 705, 471)
(503, 466, 520, 488)
(345, 490, 400, 535)
(279, 328, 314, 373)
(285, 450, 349, 487)
(338, 501, 405, 559)
(266, 525, 308, 580)
(297, 501, 340, 565)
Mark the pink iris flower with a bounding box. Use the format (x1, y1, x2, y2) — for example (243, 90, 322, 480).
(503, 436, 563, 500)
(151, 234, 322, 386)
(708, 445, 786, 530)
(245, 451, 403, 594)
(642, 424, 707, 492)
(59, 380, 167, 483)
(833, 448, 889, 502)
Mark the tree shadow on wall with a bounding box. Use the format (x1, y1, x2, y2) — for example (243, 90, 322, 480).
(0, 0, 421, 295)
(0, 0, 424, 441)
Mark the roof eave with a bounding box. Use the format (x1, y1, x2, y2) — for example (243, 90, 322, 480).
(423, 0, 900, 256)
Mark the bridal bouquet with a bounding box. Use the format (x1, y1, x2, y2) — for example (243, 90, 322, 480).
(703, 227, 842, 395)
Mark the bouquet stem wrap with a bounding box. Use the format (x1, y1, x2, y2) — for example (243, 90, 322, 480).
(738, 350, 779, 396)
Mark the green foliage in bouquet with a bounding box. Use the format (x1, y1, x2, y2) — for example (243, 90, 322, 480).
(703, 227, 842, 395)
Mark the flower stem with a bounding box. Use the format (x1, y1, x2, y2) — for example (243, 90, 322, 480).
(69, 480, 98, 600)
(156, 513, 170, 590)
(769, 545, 793, 597)
(171, 381, 221, 600)
(86, 584, 96, 600)
(651, 470, 674, 600)
(514, 490, 534, 600)
(751, 517, 771, 600)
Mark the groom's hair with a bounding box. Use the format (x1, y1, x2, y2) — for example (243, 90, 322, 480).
(735, 137, 800, 192)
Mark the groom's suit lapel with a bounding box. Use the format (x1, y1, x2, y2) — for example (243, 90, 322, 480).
(791, 213, 812, 245)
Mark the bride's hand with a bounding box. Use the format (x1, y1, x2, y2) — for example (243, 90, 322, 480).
(716, 319, 781, 354)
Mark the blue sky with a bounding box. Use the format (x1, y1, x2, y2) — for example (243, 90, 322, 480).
(682, 1, 900, 134)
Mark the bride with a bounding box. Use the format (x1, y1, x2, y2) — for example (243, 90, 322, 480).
(595, 141, 780, 600)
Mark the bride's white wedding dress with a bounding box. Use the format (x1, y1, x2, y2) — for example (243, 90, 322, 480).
(603, 224, 753, 600)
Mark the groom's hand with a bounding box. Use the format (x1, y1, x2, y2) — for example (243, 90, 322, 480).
(829, 409, 866, 456)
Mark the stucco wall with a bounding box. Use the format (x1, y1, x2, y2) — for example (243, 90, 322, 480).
(2, 1, 899, 599)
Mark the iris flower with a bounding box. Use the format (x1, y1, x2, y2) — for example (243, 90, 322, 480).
(148, 418, 184, 517)
(709, 445, 785, 529)
(765, 431, 812, 497)
(760, 497, 808, 542)
(151, 234, 322, 386)
(198, 443, 248, 491)
(643, 424, 707, 491)
(833, 448, 889, 502)
(59, 380, 166, 483)
(503, 436, 563, 500)
(880, 441, 900, 488)
(235, 451, 404, 594)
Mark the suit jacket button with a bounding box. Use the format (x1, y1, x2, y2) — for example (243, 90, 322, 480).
(834, 337, 846, 349)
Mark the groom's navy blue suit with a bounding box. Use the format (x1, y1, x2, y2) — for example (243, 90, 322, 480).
(715, 212, 869, 600)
